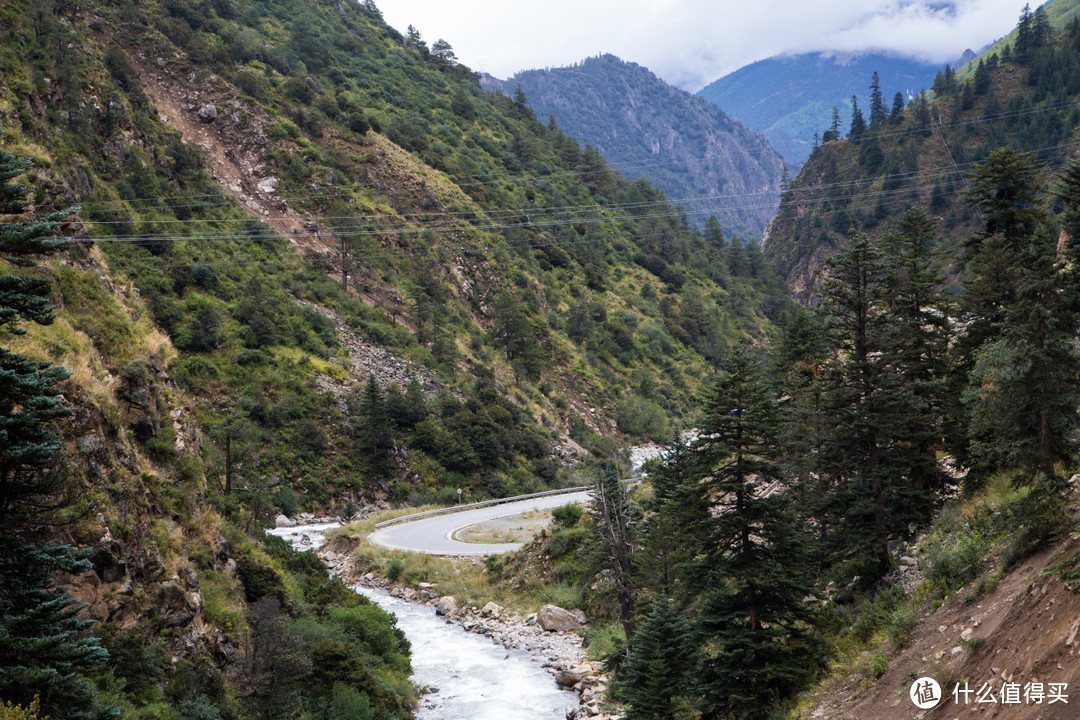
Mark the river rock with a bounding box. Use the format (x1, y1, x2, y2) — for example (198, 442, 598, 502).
(275, 514, 295, 528)
(435, 595, 458, 616)
(555, 668, 585, 687)
(538, 604, 582, 632)
(481, 601, 502, 618)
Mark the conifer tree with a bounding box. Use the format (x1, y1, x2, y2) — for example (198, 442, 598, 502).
(810, 222, 948, 577)
(869, 71, 887, 127)
(357, 374, 392, 481)
(959, 151, 1079, 533)
(0, 147, 75, 529)
(0, 542, 109, 720)
(0, 148, 108, 719)
(684, 347, 819, 718)
(617, 596, 695, 720)
(848, 96, 866, 139)
(880, 208, 952, 507)
(974, 59, 992, 96)
(890, 91, 905, 122)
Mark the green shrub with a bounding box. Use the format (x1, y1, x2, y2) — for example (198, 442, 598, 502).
(385, 557, 404, 582)
(551, 503, 583, 528)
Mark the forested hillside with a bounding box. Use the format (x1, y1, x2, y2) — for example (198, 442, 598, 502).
(570, 151, 1080, 720)
(483, 54, 787, 240)
(764, 1, 1080, 302)
(0, 0, 792, 717)
(530, 4, 1080, 718)
(697, 52, 940, 164)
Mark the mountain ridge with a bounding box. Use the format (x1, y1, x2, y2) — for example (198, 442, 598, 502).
(482, 53, 786, 240)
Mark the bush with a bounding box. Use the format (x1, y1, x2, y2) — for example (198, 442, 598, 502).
(385, 557, 404, 582)
(547, 527, 588, 559)
(925, 528, 989, 592)
(551, 504, 583, 528)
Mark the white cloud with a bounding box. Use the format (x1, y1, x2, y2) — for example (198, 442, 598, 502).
(376, 0, 1030, 90)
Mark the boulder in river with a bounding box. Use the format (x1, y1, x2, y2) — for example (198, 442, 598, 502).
(435, 595, 458, 616)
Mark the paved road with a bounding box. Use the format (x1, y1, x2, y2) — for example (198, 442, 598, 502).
(366, 491, 590, 556)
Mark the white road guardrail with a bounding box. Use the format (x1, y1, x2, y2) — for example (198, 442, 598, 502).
(371, 486, 590, 530)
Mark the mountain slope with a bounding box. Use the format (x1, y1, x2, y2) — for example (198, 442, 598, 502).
(483, 54, 787, 240)
(697, 52, 941, 164)
(0, 0, 799, 714)
(763, 3, 1080, 303)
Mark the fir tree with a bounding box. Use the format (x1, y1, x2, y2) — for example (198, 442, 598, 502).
(974, 59, 992, 96)
(880, 209, 952, 508)
(0, 542, 110, 720)
(890, 91, 905, 122)
(617, 596, 695, 720)
(869, 71, 887, 127)
(0, 148, 75, 530)
(358, 374, 392, 481)
(683, 347, 820, 718)
(848, 95, 867, 139)
(811, 223, 947, 577)
(959, 151, 1079, 528)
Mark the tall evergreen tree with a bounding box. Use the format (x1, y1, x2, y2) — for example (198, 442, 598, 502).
(810, 220, 949, 577)
(683, 347, 819, 718)
(959, 151, 1079, 534)
(848, 96, 867, 139)
(890, 91, 905, 122)
(590, 463, 637, 640)
(357, 374, 392, 481)
(869, 71, 887, 127)
(880, 209, 952, 506)
(0, 147, 75, 529)
(974, 59, 992, 96)
(0, 149, 108, 719)
(0, 542, 110, 720)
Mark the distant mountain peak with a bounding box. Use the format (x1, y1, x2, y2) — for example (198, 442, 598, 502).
(483, 56, 786, 239)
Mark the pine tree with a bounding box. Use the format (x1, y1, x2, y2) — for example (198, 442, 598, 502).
(0, 542, 109, 720)
(617, 596, 695, 720)
(869, 71, 887, 127)
(880, 209, 952, 509)
(811, 223, 945, 578)
(358, 374, 392, 481)
(0, 148, 75, 529)
(848, 96, 867, 139)
(890, 91, 905, 122)
(1015, 4, 1034, 63)
(959, 151, 1079, 533)
(684, 347, 820, 718)
(974, 59, 992, 96)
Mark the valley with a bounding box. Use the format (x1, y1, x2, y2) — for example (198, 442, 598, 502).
(6, 1, 1080, 720)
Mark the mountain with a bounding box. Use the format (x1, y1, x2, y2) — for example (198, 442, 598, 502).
(482, 54, 786, 241)
(763, 0, 1080, 303)
(0, 0, 795, 716)
(697, 52, 942, 164)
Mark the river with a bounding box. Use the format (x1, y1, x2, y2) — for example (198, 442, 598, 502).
(357, 588, 576, 720)
(268, 522, 579, 720)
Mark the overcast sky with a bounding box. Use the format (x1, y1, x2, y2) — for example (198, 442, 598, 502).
(377, 0, 1035, 91)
